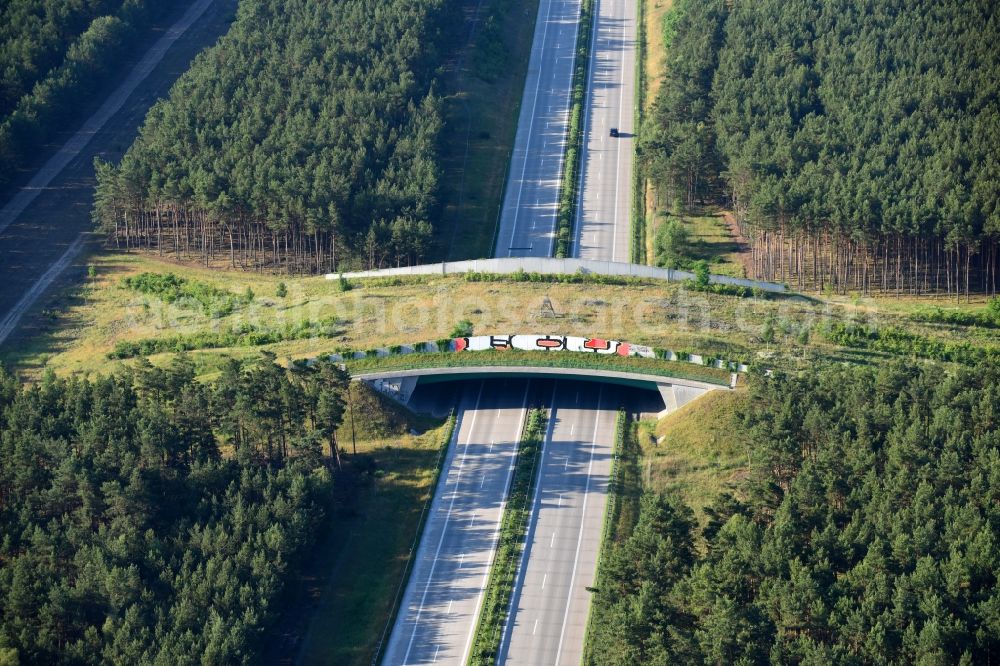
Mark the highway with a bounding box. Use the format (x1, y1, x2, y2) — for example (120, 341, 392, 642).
(495, 0, 582, 258)
(574, 0, 637, 262)
(492, 0, 637, 661)
(388, 0, 637, 660)
(498, 382, 618, 665)
(382, 380, 530, 665)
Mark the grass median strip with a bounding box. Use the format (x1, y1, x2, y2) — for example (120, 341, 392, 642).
(468, 407, 548, 665)
(556, 0, 596, 257)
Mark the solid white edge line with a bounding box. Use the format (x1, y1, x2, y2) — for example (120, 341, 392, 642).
(496, 381, 559, 663)
(506, 0, 557, 256)
(610, 0, 628, 262)
(554, 385, 604, 664)
(460, 380, 532, 664)
(401, 381, 485, 663)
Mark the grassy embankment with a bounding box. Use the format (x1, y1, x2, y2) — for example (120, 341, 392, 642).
(435, 0, 541, 261)
(581, 390, 750, 664)
(642, 0, 673, 105)
(640, 0, 672, 263)
(284, 384, 453, 664)
(6, 251, 1000, 382)
(582, 410, 635, 664)
(642, 388, 751, 527)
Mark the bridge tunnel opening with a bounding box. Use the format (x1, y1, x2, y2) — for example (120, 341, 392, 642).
(405, 376, 669, 419)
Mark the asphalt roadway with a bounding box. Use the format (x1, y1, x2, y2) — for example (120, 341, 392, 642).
(574, 0, 637, 262)
(491, 0, 637, 661)
(480, 0, 636, 662)
(382, 380, 530, 665)
(494, 0, 582, 259)
(498, 382, 617, 665)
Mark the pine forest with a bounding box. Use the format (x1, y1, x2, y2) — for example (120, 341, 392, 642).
(0, 355, 351, 663)
(642, 0, 999, 296)
(590, 364, 1000, 664)
(93, 0, 454, 273)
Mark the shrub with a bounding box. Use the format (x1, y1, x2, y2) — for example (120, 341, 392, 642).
(822, 321, 1000, 366)
(106, 317, 343, 359)
(653, 216, 690, 268)
(121, 272, 252, 316)
(910, 303, 1000, 329)
(451, 319, 474, 338)
(692, 260, 711, 288)
(761, 318, 776, 344)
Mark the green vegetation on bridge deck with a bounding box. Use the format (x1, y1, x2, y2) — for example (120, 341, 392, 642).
(344, 349, 732, 386)
(6, 252, 1000, 383)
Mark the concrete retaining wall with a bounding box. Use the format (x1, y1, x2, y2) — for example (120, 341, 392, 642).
(353, 366, 729, 392)
(355, 366, 725, 414)
(327, 257, 786, 293)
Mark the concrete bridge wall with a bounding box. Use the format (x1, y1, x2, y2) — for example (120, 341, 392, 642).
(327, 257, 786, 293)
(354, 365, 727, 417)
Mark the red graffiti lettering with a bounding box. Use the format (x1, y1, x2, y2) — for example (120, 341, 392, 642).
(583, 338, 611, 351)
(535, 336, 566, 350)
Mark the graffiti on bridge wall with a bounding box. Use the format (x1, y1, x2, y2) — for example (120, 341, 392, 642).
(453, 335, 655, 359)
